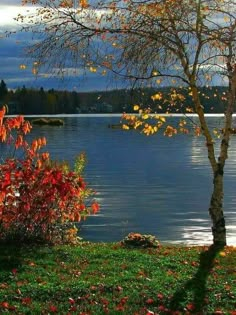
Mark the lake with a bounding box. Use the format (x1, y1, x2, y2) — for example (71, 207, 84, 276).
(6, 114, 236, 245)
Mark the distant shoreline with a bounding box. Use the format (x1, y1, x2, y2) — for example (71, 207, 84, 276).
(6, 113, 234, 118)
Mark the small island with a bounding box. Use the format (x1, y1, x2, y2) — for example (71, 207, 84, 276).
(31, 118, 64, 126)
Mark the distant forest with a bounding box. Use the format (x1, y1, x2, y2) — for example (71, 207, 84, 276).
(0, 79, 228, 115)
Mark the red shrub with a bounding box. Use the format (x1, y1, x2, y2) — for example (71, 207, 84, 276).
(0, 106, 99, 244)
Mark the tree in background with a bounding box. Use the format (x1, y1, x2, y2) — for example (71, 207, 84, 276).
(0, 80, 8, 102)
(18, 0, 236, 246)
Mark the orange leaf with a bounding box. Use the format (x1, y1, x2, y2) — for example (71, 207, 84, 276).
(15, 135, 23, 149)
(80, 0, 89, 8)
(22, 121, 31, 134)
(0, 125, 7, 142)
(36, 159, 42, 169)
(31, 139, 38, 152)
(92, 202, 100, 213)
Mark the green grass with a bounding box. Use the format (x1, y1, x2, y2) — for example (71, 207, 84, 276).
(0, 242, 235, 314)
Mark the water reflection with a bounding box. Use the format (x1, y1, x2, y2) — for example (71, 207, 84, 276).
(171, 226, 213, 245)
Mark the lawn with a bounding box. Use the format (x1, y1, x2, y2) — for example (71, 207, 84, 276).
(0, 242, 235, 314)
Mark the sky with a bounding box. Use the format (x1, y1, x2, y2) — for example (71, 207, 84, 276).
(0, 0, 117, 92)
(0, 0, 231, 92)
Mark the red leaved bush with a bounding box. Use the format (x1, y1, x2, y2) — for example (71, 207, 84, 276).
(0, 106, 99, 244)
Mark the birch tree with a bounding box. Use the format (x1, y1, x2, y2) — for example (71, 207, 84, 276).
(19, 0, 236, 246)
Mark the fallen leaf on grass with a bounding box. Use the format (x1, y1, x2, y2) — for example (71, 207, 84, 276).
(116, 285, 123, 292)
(186, 303, 195, 311)
(0, 302, 16, 311)
(68, 297, 75, 305)
(49, 305, 58, 312)
(17, 280, 28, 286)
(146, 298, 154, 305)
(100, 298, 109, 306)
(157, 293, 164, 300)
(158, 305, 168, 312)
(115, 304, 125, 311)
(1, 301, 9, 309)
(21, 297, 32, 305)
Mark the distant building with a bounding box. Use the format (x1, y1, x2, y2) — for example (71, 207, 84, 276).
(101, 102, 113, 113)
(93, 102, 113, 113)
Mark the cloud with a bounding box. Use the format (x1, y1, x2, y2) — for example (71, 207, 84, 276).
(0, 5, 25, 28)
(0, 2, 117, 91)
(1, 1, 232, 92)
(0, 34, 117, 91)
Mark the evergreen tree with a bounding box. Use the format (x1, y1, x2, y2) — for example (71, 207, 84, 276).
(0, 80, 8, 101)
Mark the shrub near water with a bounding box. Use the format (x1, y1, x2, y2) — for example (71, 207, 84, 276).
(0, 106, 99, 244)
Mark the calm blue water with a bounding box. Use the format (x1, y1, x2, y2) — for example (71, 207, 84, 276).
(5, 115, 236, 245)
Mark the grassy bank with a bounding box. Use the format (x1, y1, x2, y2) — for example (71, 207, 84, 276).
(0, 243, 235, 314)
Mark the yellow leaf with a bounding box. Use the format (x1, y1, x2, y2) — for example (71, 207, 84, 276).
(142, 114, 149, 120)
(19, 64, 26, 70)
(133, 105, 140, 111)
(134, 121, 142, 129)
(151, 93, 162, 101)
(186, 107, 193, 113)
(89, 66, 97, 73)
(223, 16, 230, 22)
(122, 124, 130, 130)
(159, 116, 166, 123)
(219, 251, 226, 257)
(152, 71, 158, 76)
(32, 67, 38, 75)
(194, 126, 201, 136)
(205, 74, 211, 81)
(60, 0, 73, 7)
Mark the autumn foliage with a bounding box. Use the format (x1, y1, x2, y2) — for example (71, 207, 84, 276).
(0, 106, 99, 244)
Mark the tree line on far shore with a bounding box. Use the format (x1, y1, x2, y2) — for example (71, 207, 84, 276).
(0, 79, 227, 115)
